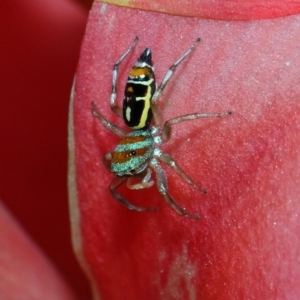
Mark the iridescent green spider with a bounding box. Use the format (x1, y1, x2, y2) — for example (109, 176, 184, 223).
(92, 37, 232, 219)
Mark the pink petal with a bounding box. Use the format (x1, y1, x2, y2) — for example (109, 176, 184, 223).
(97, 0, 300, 20)
(0, 202, 76, 299)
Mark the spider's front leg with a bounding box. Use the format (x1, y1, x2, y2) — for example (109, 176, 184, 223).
(110, 176, 157, 212)
(127, 168, 154, 190)
(102, 152, 112, 171)
(156, 150, 207, 194)
(151, 159, 200, 219)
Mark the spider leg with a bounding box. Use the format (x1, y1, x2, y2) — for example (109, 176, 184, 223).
(103, 152, 112, 171)
(162, 111, 232, 141)
(91, 101, 127, 137)
(152, 161, 200, 219)
(151, 38, 201, 127)
(110, 176, 157, 212)
(127, 168, 154, 190)
(157, 151, 207, 194)
(110, 36, 139, 118)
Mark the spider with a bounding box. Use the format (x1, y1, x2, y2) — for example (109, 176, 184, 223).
(91, 36, 232, 219)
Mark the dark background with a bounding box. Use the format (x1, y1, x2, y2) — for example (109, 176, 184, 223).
(0, 0, 93, 298)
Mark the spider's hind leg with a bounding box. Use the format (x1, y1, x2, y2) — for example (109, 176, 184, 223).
(110, 36, 139, 118)
(150, 38, 201, 127)
(91, 101, 127, 137)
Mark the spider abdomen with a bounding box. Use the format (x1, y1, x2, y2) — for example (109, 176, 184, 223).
(122, 48, 156, 130)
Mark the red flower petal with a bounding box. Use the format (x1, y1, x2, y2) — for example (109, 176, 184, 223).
(0, 202, 75, 299)
(97, 0, 300, 20)
(70, 3, 300, 299)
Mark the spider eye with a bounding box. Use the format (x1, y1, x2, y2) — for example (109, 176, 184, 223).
(130, 150, 137, 156)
